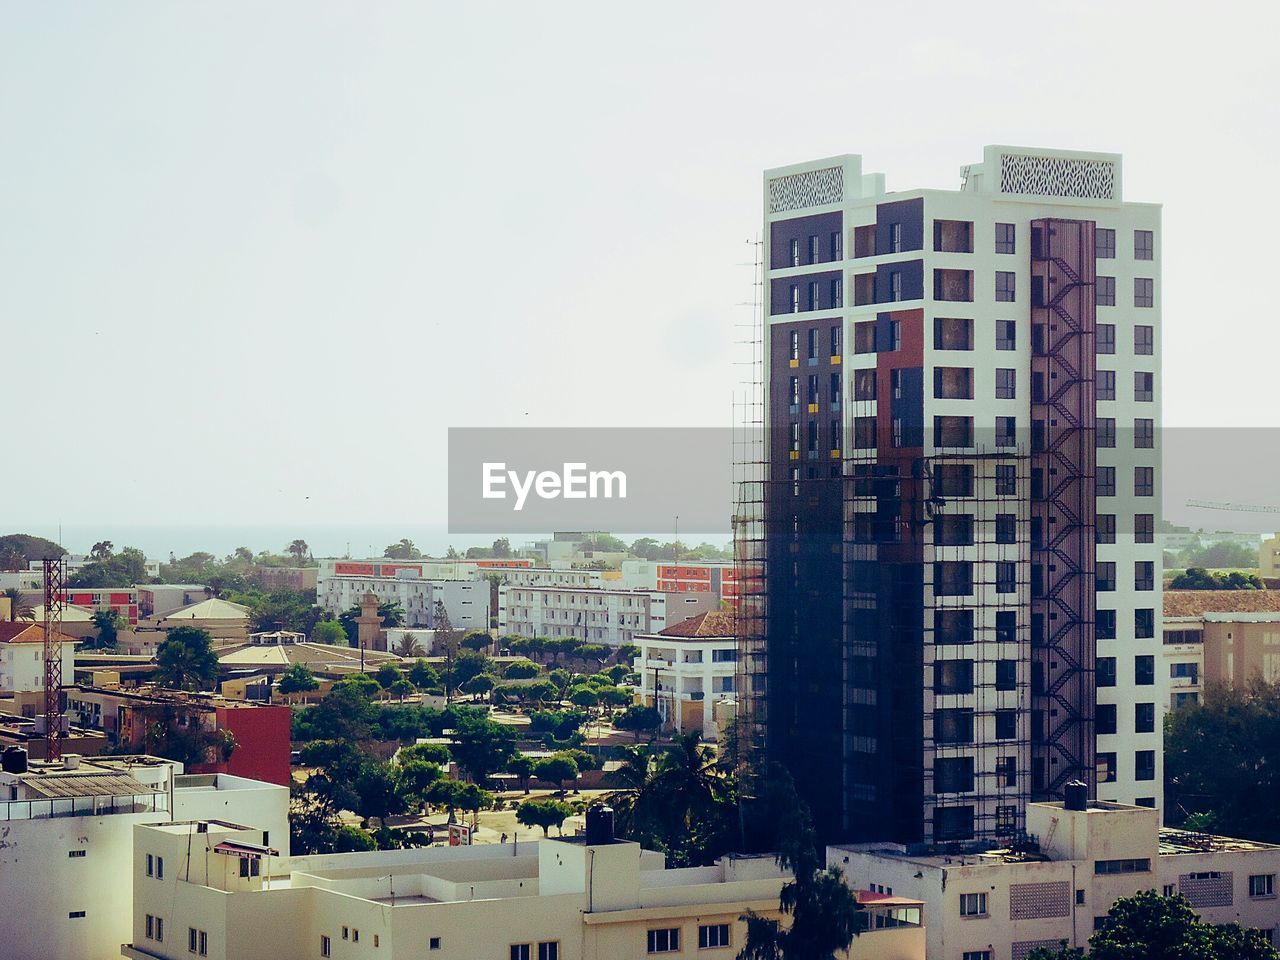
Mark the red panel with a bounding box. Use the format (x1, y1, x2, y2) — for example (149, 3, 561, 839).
(334, 563, 376, 576)
(209, 705, 292, 786)
(109, 593, 131, 604)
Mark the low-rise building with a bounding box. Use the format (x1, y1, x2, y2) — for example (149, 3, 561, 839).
(634, 611, 737, 740)
(1262, 533, 1280, 579)
(1161, 590, 1280, 711)
(137, 585, 211, 619)
(620, 560, 738, 601)
(122, 811, 925, 960)
(499, 584, 718, 647)
(829, 794, 1280, 960)
(0, 751, 287, 960)
(148, 597, 252, 642)
(317, 573, 490, 633)
(216, 629, 403, 681)
(0, 621, 77, 693)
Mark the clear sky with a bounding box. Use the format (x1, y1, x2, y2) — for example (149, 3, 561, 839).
(2, 1, 1276, 530)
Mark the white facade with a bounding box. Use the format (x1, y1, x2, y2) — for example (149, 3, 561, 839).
(829, 800, 1280, 960)
(0, 753, 288, 960)
(123, 819, 926, 960)
(0, 632, 76, 693)
(634, 632, 737, 740)
(317, 575, 489, 632)
(498, 584, 718, 646)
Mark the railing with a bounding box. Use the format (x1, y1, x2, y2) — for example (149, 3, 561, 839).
(0, 793, 167, 821)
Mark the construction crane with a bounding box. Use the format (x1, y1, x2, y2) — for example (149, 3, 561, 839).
(1185, 499, 1280, 514)
(42, 557, 66, 761)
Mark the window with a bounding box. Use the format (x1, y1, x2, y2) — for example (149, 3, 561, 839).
(959, 892, 988, 917)
(853, 322, 876, 354)
(935, 463, 974, 497)
(890, 222, 902, 253)
(648, 928, 681, 953)
(1135, 514, 1154, 543)
(1135, 467, 1154, 497)
(146, 854, 153, 877)
(807, 328, 818, 360)
(1134, 325, 1153, 355)
(1097, 466, 1116, 497)
(808, 280, 820, 311)
(934, 659, 975, 695)
(1096, 370, 1115, 401)
(963, 952, 992, 960)
(996, 319, 1016, 350)
(1097, 609, 1117, 640)
(1136, 702, 1155, 733)
(937, 805, 975, 841)
(936, 514, 975, 546)
(1097, 514, 1116, 544)
(698, 924, 731, 949)
(1135, 371, 1153, 402)
(993, 367, 1016, 399)
(790, 239, 800, 267)
(995, 513, 1016, 544)
(935, 219, 973, 252)
(935, 609, 974, 645)
(853, 368, 876, 401)
(934, 317, 973, 350)
(342, 927, 349, 940)
(189, 928, 209, 956)
(995, 416, 1016, 448)
(322, 936, 332, 958)
(996, 660, 1016, 691)
(996, 561, 1016, 594)
(789, 329, 799, 361)
(996, 755, 1017, 786)
(146, 916, 165, 942)
(995, 464, 1016, 496)
(1096, 276, 1116, 306)
(1098, 656, 1117, 687)
(789, 284, 799, 313)
(1096, 858, 1151, 875)
(830, 324, 842, 357)
(1134, 229, 1154, 260)
(934, 708, 974, 744)
(1135, 750, 1156, 781)
(1097, 323, 1115, 354)
(995, 709, 1017, 740)
(996, 610, 1016, 644)
(1096, 228, 1116, 259)
(829, 372, 841, 405)
(995, 271, 1016, 302)
(68, 849, 87, 858)
(853, 416, 877, 449)
(1097, 702, 1117, 734)
(934, 561, 974, 596)
(1135, 608, 1155, 638)
(536, 945, 558, 960)
(239, 857, 261, 878)
(830, 231, 842, 261)
(1135, 277, 1154, 308)
(889, 270, 903, 302)
(1135, 654, 1156, 687)
(934, 415, 973, 448)
(1097, 562, 1116, 592)
(995, 222, 1015, 254)
(1097, 752, 1118, 783)
(1096, 417, 1116, 448)
(934, 366, 974, 399)
(511, 946, 531, 960)
(1134, 418, 1154, 449)
(430, 938, 441, 950)
(69, 911, 86, 918)
(1249, 875, 1275, 898)
(1077, 889, 1087, 905)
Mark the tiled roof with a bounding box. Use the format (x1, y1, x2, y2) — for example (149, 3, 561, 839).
(0, 622, 76, 645)
(1163, 589, 1280, 619)
(657, 611, 735, 638)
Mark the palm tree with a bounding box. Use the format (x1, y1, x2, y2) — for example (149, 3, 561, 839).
(3, 588, 34, 622)
(287, 539, 310, 564)
(391, 632, 426, 658)
(153, 626, 220, 691)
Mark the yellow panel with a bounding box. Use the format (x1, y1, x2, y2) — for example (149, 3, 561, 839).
(808, 403, 819, 413)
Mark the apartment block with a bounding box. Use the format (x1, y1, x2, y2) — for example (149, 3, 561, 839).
(634, 611, 738, 740)
(829, 794, 1280, 960)
(317, 572, 490, 633)
(753, 146, 1162, 846)
(498, 584, 718, 646)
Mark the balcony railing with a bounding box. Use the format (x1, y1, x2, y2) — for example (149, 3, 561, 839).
(0, 792, 167, 822)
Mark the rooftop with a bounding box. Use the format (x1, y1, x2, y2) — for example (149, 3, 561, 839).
(1159, 828, 1278, 855)
(161, 598, 250, 621)
(0, 622, 77, 645)
(653, 611, 735, 639)
(1163, 590, 1280, 619)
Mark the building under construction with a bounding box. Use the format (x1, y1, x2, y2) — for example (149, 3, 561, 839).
(736, 146, 1163, 847)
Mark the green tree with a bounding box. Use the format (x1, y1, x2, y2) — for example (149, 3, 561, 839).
(533, 754, 579, 794)
(569, 686, 600, 712)
(461, 673, 496, 701)
(508, 753, 536, 794)
(0, 534, 65, 570)
(383, 539, 423, 560)
(425, 779, 491, 820)
(91, 540, 114, 560)
(391, 632, 427, 658)
(354, 761, 406, 828)
(153, 626, 219, 691)
(311, 620, 347, 645)
(3, 588, 34, 621)
(390, 678, 417, 701)
(277, 663, 320, 702)
(68, 546, 148, 588)
(399, 742, 450, 765)
(503, 660, 540, 680)
(1170, 566, 1264, 590)
(408, 659, 440, 689)
(461, 631, 492, 652)
(614, 704, 661, 742)
(630, 537, 662, 560)
(395, 759, 444, 807)
(448, 650, 491, 687)
(448, 716, 517, 786)
(375, 663, 403, 691)
(1026, 890, 1280, 960)
(286, 539, 310, 564)
(516, 798, 574, 836)
(1166, 678, 1280, 842)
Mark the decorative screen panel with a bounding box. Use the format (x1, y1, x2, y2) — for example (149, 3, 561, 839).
(768, 167, 844, 213)
(999, 153, 1116, 200)
(1179, 873, 1234, 908)
(1009, 880, 1071, 920)
(1013, 940, 1070, 960)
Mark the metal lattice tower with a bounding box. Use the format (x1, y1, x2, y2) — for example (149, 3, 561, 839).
(43, 557, 66, 760)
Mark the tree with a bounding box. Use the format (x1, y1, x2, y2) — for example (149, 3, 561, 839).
(311, 620, 347, 645)
(533, 754, 579, 794)
(153, 626, 219, 691)
(630, 537, 663, 560)
(375, 664, 403, 691)
(68, 546, 148, 588)
(392, 632, 426, 658)
(354, 761, 406, 828)
(508, 754, 536, 794)
(287, 539, 310, 564)
(461, 631, 491, 652)
(390, 678, 417, 702)
(614, 704, 661, 741)
(516, 798, 573, 836)
(503, 660, 540, 680)
(0, 534, 65, 570)
(408, 659, 441, 689)
(399, 742, 450, 765)
(448, 716, 517, 785)
(395, 759, 444, 807)
(448, 650, 491, 687)
(91, 540, 114, 560)
(461, 674, 495, 701)
(277, 664, 320, 702)
(569, 686, 600, 712)
(3, 588, 35, 622)
(1166, 678, 1280, 842)
(1169, 566, 1264, 590)
(383, 539, 423, 560)
(425, 779, 491, 820)
(1026, 891, 1280, 960)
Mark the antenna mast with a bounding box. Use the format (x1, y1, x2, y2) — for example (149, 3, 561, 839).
(42, 557, 66, 760)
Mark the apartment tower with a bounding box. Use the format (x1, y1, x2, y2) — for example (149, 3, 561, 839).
(748, 146, 1162, 845)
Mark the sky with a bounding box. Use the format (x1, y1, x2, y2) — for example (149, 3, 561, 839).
(1, 1, 1278, 545)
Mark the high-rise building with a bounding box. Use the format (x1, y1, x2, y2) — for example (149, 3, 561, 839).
(748, 146, 1162, 845)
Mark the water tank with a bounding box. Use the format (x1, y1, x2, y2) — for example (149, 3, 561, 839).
(2, 746, 28, 774)
(62, 754, 81, 771)
(584, 805, 615, 845)
(1064, 780, 1088, 811)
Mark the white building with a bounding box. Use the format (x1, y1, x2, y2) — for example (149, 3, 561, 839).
(634, 611, 737, 740)
(0, 751, 288, 960)
(122, 811, 926, 960)
(829, 795, 1280, 960)
(0, 621, 76, 693)
(498, 584, 719, 646)
(317, 574, 490, 633)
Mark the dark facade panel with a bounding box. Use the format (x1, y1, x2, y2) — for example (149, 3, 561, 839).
(769, 271, 844, 316)
(875, 197, 925, 255)
(770, 211, 844, 269)
(874, 259, 924, 304)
